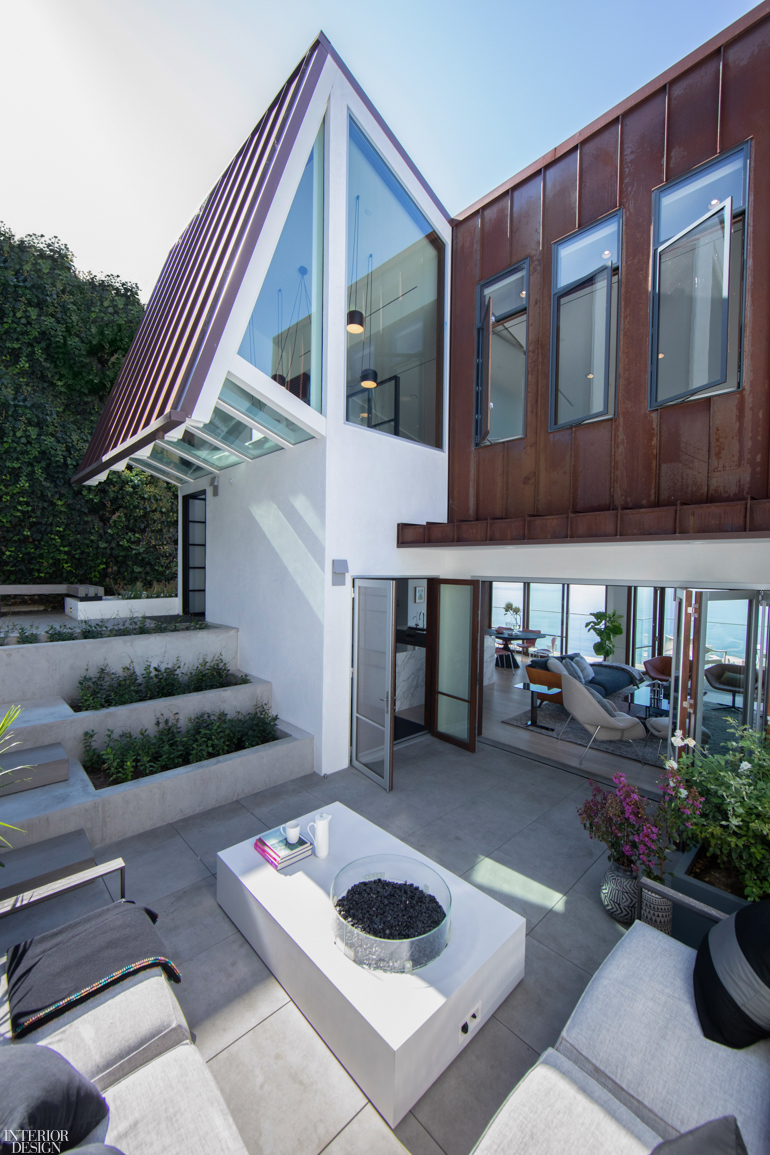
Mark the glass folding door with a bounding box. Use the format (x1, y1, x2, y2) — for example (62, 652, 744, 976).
(352, 580, 395, 790)
(694, 591, 760, 756)
(430, 580, 479, 751)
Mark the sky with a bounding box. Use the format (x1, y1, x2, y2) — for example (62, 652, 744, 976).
(0, 0, 759, 300)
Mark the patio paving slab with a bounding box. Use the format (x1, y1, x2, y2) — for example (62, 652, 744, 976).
(176, 930, 288, 1061)
(173, 800, 261, 872)
(98, 825, 210, 905)
(152, 876, 236, 963)
(492, 935, 592, 1054)
(410, 1015, 538, 1155)
(393, 1114, 445, 1155)
(322, 1104, 407, 1154)
(489, 818, 605, 896)
(209, 999, 366, 1155)
(529, 888, 627, 974)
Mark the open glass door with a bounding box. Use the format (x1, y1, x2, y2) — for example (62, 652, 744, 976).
(351, 579, 395, 790)
(693, 590, 761, 756)
(430, 580, 480, 751)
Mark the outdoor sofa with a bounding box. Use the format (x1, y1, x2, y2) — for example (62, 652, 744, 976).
(0, 966, 247, 1154)
(473, 892, 769, 1155)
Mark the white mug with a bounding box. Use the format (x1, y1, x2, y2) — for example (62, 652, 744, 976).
(281, 821, 300, 844)
(307, 812, 332, 859)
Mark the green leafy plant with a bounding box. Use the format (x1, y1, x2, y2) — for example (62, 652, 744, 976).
(114, 580, 177, 600)
(45, 624, 79, 642)
(585, 610, 623, 660)
(675, 722, 770, 901)
(14, 624, 39, 645)
(14, 616, 208, 646)
(76, 655, 247, 711)
(503, 603, 521, 630)
(0, 706, 26, 863)
(83, 702, 279, 785)
(0, 224, 177, 591)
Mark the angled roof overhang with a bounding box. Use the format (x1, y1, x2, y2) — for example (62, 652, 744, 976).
(73, 32, 448, 487)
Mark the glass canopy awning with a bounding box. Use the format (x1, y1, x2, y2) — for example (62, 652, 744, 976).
(128, 372, 315, 487)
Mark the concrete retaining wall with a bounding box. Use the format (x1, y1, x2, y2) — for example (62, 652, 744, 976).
(3, 721, 314, 848)
(0, 625, 239, 703)
(64, 596, 180, 620)
(11, 675, 270, 762)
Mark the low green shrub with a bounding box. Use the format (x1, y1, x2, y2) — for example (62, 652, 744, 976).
(76, 655, 247, 711)
(115, 580, 177, 600)
(678, 722, 770, 901)
(45, 624, 80, 642)
(15, 625, 39, 645)
(82, 701, 280, 784)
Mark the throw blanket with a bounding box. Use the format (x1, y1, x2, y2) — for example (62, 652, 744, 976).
(6, 900, 181, 1039)
(597, 662, 645, 686)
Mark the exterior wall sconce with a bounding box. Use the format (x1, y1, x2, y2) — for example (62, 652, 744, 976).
(332, 559, 349, 587)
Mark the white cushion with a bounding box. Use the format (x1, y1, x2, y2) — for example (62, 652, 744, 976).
(547, 658, 568, 676)
(573, 655, 595, 682)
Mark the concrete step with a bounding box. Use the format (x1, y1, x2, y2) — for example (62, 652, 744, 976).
(0, 698, 74, 727)
(0, 828, 95, 902)
(0, 742, 69, 795)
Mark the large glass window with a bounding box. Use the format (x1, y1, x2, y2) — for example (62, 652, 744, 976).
(476, 263, 528, 445)
(550, 214, 620, 430)
(650, 145, 749, 407)
(528, 584, 565, 651)
(345, 118, 444, 447)
(566, 585, 607, 659)
(491, 582, 525, 628)
(238, 122, 324, 411)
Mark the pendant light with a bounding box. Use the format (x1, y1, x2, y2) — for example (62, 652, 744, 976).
(358, 253, 378, 388)
(347, 196, 364, 333)
(360, 369, 378, 389)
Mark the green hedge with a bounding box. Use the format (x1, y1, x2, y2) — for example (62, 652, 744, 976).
(0, 224, 178, 589)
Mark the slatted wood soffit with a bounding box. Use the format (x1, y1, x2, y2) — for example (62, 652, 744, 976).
(73, 41, 327, 485)
(400, 3, 770, 547)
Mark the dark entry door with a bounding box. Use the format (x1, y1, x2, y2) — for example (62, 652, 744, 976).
(183, 491, 206, 616)
(429, 580, 480, 752)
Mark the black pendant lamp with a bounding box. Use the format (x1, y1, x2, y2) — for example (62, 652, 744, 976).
(346, 309, 364, 334)
(360, 369, 378, 389)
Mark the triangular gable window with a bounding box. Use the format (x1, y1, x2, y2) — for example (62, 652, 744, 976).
(238, 122, 324, 411)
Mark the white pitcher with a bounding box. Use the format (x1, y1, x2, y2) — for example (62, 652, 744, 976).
(308, 812, 332, 859)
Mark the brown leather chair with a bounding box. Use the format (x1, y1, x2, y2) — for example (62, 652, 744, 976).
(525, 666, 563, 705)
(705, 663, 751, 708)
(643, 655, 671, 683)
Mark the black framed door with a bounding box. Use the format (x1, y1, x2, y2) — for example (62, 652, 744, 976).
(182, 491, 206, 616)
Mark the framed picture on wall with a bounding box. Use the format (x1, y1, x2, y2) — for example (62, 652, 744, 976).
(414, 586, 425, 604)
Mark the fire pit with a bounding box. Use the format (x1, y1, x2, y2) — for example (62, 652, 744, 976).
(331, 854, 451, 973)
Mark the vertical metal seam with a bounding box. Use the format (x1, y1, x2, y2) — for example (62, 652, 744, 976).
(663, 82, 669, 182)
(717, 45, 724, 151)
(576, 141, 581, 227)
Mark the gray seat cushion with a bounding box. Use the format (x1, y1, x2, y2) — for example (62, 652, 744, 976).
(590, 667, 634, 696)
(556, 922, 770, 1154)
(473, 1048, 658, 1155)
(8, 970, 190, 1089)
(84, 1041, 248, 1155)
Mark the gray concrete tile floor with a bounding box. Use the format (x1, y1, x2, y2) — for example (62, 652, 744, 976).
(1, 736, 629, 1155)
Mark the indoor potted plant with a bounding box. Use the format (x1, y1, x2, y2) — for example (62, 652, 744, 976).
(585, 609, 623, 660)
(503, 602, 521, 631)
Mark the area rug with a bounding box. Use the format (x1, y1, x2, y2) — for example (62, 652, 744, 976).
(501, 701, 666, 767)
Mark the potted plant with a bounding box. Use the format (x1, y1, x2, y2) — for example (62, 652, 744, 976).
(503, 602, 521, 631)
(585, 609, 623, 660)
(578, 773, 646, 925)
(578, 764, 703, 930)
(672, 721, 770, 904)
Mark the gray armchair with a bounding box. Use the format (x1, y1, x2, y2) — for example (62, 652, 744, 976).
(559, 674, 647, 764)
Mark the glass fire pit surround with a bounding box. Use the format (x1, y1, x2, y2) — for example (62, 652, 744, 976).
(331, 854, 451, 973)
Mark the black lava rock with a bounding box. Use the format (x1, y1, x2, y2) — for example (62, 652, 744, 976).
(335, 878, 446, 940)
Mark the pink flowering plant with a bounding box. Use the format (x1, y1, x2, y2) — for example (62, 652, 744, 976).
(577, 773, 648, 871)
(578, 767, 703, 883)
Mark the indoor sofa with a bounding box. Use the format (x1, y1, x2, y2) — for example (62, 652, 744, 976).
(472, 917, 769, 1155)
(527, 653, 642, 705)
(0, 966, 247, 1154)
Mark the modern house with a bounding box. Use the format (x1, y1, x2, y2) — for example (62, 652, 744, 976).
(75, 4, 770, 789)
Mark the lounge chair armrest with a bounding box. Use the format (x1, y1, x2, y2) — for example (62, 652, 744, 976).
(635, 875, 727, 925)
(0, 857, 126, 917)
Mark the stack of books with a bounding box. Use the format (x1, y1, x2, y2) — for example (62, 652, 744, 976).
(254, 825, 312, 871)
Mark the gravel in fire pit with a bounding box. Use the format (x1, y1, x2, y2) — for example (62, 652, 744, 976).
(335, 878, 446, 940)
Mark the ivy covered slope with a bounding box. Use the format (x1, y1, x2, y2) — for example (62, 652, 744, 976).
(0, 224, 177, 589)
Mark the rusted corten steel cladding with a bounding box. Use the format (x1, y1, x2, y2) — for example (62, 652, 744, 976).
(400, 1, 770, 548)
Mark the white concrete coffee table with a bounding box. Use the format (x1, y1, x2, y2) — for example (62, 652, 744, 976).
(216, 801, 525, 1126)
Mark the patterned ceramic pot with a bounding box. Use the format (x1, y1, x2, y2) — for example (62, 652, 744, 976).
(600, 860, 639, 925)
(640, 887, 673, 935)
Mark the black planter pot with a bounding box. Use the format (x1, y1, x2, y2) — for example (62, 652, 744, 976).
(670, 845, 748, 948)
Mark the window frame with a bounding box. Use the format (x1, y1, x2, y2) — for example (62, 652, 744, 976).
(548, 210, 622, 433)
(648, 142, 750, 411)
(474, 258, 529, 447)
